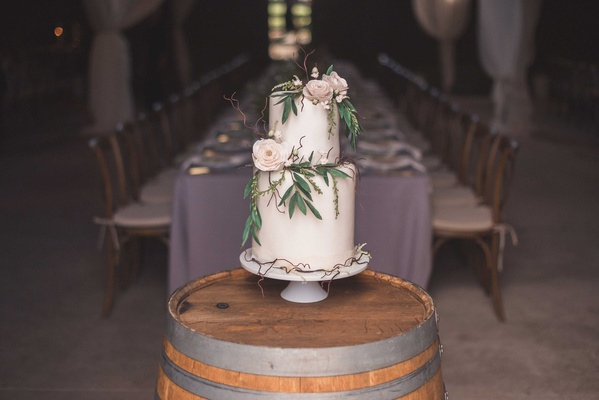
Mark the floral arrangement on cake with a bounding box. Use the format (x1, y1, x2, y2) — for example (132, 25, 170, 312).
(271, 65, 363, 148)
(239, 63, 364, 247)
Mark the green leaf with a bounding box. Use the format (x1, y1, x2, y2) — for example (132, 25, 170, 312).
(293, 172, 311, 194)
(338, 103, 350, 121)
(328, 168, 351, 178)
(341, 108, 352, 128)
(296, 194, 307, 215)
(291, 98, 298, 116)
(289, 192, 297, 218)
(242, 214, 252, 246)
(274, 96, 288, 105)
(295, 180, 312, 201)
(322, 172, 329, 186)
(252, 208, 262, 229)
(326, 65, 333, 75)
(306, 200, 322, 220)
(279, 184, 294, 206)
(282, 98, 291, 124)
(343, 99, 357, 112)
(243, 177, 253, 198)
(250, 226, 261, 246)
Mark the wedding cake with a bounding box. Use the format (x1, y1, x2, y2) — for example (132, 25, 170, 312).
(241, 65, 369, 275)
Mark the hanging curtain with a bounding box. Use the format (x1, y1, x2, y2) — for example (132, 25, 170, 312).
(412, 0, 472, 92)
(83, 0, 165, 133)
(172, 0, 195, 88)
(478, 0, 541, 135)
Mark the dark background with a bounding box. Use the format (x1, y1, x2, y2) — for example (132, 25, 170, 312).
(1, 0, 598, 110)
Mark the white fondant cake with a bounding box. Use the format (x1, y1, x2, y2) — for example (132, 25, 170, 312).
(269, 92, 340, 164)
(242, 66, 368, 273)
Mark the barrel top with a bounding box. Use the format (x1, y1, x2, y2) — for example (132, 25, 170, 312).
(169, 268, 434, 348)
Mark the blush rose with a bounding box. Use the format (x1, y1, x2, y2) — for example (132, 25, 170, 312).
(303, 79, 333, 104)
(252, 139, 291, 172)
(322, 71, 348, 100)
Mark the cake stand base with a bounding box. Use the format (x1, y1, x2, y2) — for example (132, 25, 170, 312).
(280, 281, 328, 303)
(239, 249, 370, 304)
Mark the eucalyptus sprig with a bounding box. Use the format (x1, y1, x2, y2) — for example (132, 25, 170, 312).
(242, 171, 263, 247)
(242, 156, 353, 247)
(337, 97, 362, 149)
(271, 91, 300, 124)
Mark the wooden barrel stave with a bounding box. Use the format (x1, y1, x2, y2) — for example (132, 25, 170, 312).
(156, 269, 446, 399)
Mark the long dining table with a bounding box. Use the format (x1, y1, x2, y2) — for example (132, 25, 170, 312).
(167, 63, 433, 295)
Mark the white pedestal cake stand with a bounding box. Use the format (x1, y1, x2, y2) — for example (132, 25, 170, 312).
(239, 249, 370, 303)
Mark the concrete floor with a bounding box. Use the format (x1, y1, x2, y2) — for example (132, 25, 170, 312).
(0, 95, 598, 399)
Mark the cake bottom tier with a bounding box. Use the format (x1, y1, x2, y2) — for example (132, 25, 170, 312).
(251, 164, 357, 271)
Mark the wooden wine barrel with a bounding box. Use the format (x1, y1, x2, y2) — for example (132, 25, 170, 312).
(156, 268, 446, 399)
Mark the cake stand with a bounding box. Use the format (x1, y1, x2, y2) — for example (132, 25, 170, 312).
(239, 249, 370, 303)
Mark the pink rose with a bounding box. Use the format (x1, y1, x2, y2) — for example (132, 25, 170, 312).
(303, 79, 333, 103)
(322, 71, 348, 99)
(252, 139, 291, 172)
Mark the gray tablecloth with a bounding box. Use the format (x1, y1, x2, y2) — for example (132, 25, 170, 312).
(168, 167, 432, 295)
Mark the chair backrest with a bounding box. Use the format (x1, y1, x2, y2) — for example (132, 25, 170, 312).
(150, 102, 176, 167)
(115, 123, 146, 202)
(481, 135, 519, 222)
(454, 113, 480, 186)
(462, 122, 495, 198)
(88, 133, 130, 218)
(436, 102, 464, 170)
(136, 110, 169, 177)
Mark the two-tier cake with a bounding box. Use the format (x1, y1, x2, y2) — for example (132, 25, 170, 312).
(241, 65, 369, 278)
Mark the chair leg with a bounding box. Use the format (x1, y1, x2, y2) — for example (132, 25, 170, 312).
(120, 237, 140, 288)
(102, 231, 118, 317)
(129, 237, 141, 283)
(462, 239, 491, 293)
(472, 236, 505, 321)
(490, 233, 506, 321)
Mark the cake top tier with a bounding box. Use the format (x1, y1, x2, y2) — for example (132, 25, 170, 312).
(267, 65, 363, 159)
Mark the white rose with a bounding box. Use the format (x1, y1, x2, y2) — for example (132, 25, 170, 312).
(322, 71, 348, 99)
(303, 80, 333, 103)
(252, 139, 291, 172)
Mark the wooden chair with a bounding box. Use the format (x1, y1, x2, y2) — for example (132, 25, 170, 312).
(89, 133, 171, 316)
(116, 122, 174, 205)
(432, 135, 519, 321)
(426, 101, 468, 187)
(423, 96, 466, 175)
(431, 120, 494, 207)
(135, 108, 180, 187)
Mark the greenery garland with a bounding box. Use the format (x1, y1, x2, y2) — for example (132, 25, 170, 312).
(242, 159, 352, 247)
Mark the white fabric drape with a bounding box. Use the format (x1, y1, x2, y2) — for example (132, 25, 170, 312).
(83, 0, 165, 133)
(478, 0, 541, 135)
(172, 0, 195, 88)
(412, 0, 472, 92)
